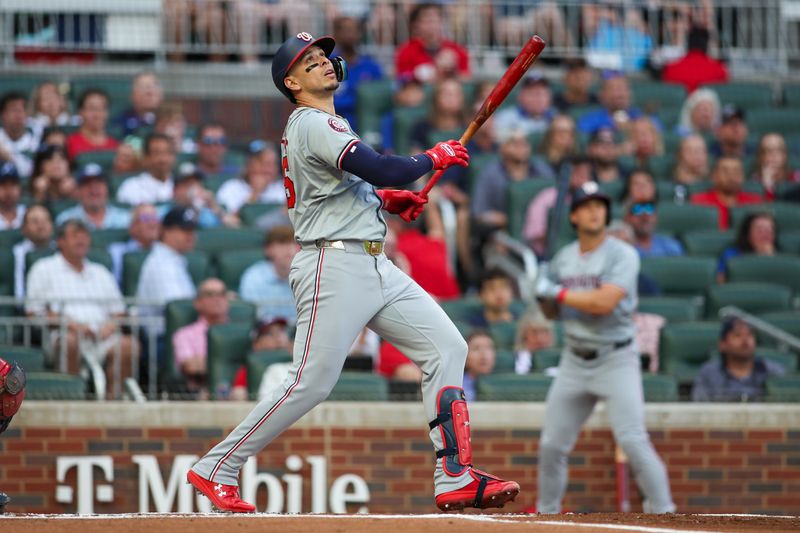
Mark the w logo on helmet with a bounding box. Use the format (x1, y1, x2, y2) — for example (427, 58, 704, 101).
(297, 32, 313, 42)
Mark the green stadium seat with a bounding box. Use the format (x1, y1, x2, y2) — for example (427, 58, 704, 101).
(778, 230, 800, 254)
(205, 174, 231, 194)
(238, 203, 283, 227)
(705, 282, 792, 319)
(489, 322, 517, 351)
(726, 255, 800, 294)
(25, 372, 87, 400)
(567, 105, 603, 124)
(0, 229, 22, 249)
(477, 373, 553, 401)
(783, 84, 800, 107)
(655, 203, 718, 237)
(0, 249, 13, 297)
(493, 349, 515, 374)
(216, 248, 264, 291)
(69, 77, 132, 116)
(427, 128, 463, 146)
(703, 82, 774, 109)
(207, 322, 253, 398)
(507, 179, 552, 239)
(645, 155, 675, 181)
(393, 106, 429, 156)
(440, 298, 482, 323)
(195, 227, 264, 253)
(532, 347, 561, 372)
(730, 202, 800, 234)
(122, 249, 209, 297)
(90, 228, 129, 249)
(246, 349, 292, 397)
(0, 344, 46, 371)
(659, 321, 721, 384)
(638, 296, 701, 323)
(0, 77, 50, 99)
(757, 311, 800, 349)
(328, 372, 389, 401)
(467, 153, 497, 195)
(50, 198, 79, 219)
(631, 81, 687, 110)
(756, 348, 798, 373)
(747, 109, 800, 136)
(599, 180, 625, 202)
(681, 229, 734, 257)
(641, 373, 679, 402)
(765, 375, 800, 402)
(356, 79, 393, 140)
(75, 150, 117, 176)
(640, 256, 716, 298)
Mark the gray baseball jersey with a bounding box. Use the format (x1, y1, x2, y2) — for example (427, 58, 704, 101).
(548, 236, 638, 348)
(282, 107, 386, 242)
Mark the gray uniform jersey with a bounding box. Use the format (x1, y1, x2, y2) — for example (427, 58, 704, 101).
(548, 236, 638, 347)
(282, 107, 386, 242)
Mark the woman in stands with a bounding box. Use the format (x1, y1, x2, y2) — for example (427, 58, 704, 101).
(716, 212, 778, 283)
(538, 114, 577, 177)
(65, 88, 120, 161)
(672, 133, 709, 189)
(751, 133, 800, 200)
(28, 81, 78, 136)
(623, 115, 664, 167)
(676, 87, 720, 137)
(409, 78, 467, 154)
(29, 144, 75, 204)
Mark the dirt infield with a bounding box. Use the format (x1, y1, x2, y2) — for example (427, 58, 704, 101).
(2, 513, 799, 533)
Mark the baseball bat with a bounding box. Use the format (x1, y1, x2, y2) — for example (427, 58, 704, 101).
(419, 35, 546, 198)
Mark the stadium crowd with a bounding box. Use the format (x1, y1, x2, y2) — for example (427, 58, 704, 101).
(0, 4, 798, 403)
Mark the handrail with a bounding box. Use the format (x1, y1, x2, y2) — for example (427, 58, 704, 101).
(719, 305, 800, 353)
(484, 230, 539, 302)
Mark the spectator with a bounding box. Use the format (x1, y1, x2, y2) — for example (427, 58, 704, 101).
(332, 16, 383, 131)
(676, 88, 720, 137)
(466, 81, 498, 155)
(621, 168, 657, 205)
(409, 78, 467, 154)
(108, 203, 161, 284)
(111, 142, 142, 177)
(0, 162, 25, 230)
(624, 199, 684, 258)
(234, 0, 312, 65)
(691, 156, 763, 230)
(710, 105, 754, 159)
(465, 269, 519, 328)
(493, 71, 556, 137)
(586, 5, 652, 71)
(65, 89, 119, 161)
(165, 0, 232, 63)
(673, 134, 709, 186)
(251, 317, 291, 353)
(56, 164, 131, 230)
(25, 219, 138, 395)
(136, 206, 198, 337)
(239, 224, 299, 324)
(523, 155, 593, 256)
(0, 92, 38, 177)
(153, 102, 195, 155)
(577, 73, 644, 134)
(216, 140, 283, 215)
(40, 126, 68, 148)
(553, 58, 598, 111)
(462, 329, 496, 402)
(170, 162, 232, 228)
(195, 123, 239, 177)
(472, 128, 553, 231)
(622, 116, 663, 167)
(751, 133, 800, 200)
(172, 277, 246, 399)
(12, 205, 54, 300)
(28, 81, 77, 135)
(514, 313, 555, 374)
(607, 219, 662, 297)
(662, 27, 728, 93)
(588, 127, 627, 183)
(692, 318, 784, 402)
(538, 115, 578, 177)
(395, 3, 470, 83)
(29, 144, 76, 204)
(378, 76, 426, 153)
(116, 133, 176, 205)
(115, 72, 164, 137)
(716, 212, 777, 283)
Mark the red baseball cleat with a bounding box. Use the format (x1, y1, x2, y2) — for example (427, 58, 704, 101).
(435, 469, 520, 512)
(187, 469, 256, 513)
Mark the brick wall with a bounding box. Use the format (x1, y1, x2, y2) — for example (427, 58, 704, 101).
(1, 403, 798, 515)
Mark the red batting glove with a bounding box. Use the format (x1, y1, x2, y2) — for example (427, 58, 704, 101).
(424, 139, 470, 171)
(376, 189, 428, 222)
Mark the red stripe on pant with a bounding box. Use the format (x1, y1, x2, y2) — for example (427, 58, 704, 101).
(209, 248, 325, 481)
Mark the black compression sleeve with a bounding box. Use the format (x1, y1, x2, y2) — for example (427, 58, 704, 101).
(339, 141, 434, 187)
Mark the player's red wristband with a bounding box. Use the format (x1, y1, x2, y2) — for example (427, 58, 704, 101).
(556, 288, 568, 303)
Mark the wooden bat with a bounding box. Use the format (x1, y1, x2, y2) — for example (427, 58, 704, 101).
(419, 35, 547, 198)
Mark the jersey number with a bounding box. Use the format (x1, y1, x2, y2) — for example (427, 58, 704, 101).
(281, 139, 296, 209)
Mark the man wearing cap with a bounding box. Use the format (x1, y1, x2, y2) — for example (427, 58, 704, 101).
(0, 162, 25, 230)
(216, 140, 284, 215)
(690, 156, 763, 230)
(56, 163, 131, 230)
(692, 318, 785, 402)
(554, 58, 599, 111)
(587, 126, 627, 183)
(171, 162, 230, 228)
(710, 105, 754, 159)
(493, 70, 556, 136)
(135, 206, 198, 337)
(187, 32, 519, 513)
(623, 197, 684, 258)
(578, 73, 652, 134)
(116, 133, 176, 205)
(195, 123, 240, 177)
(534, 181, 675, 514)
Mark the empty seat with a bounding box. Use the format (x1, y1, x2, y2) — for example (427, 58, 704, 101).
(641, 373, 679, 402)
(638, 296, 701, 323)
(439, 298, 483, 324)
(757, 311, 800, 349)
(681, 229, 734, 257)
(493, 349, 516, 374)
(195, 227, 264, 253)
(706, 282, 792, 318)
(655, 203, 718, 237)
(631, 81, 687, 109)
(0, 229, 22, 250)
(238, 203, 283, 227)
(25, 372, 87, 400)
(477, 373, 553, 401)
(778, 230, 800, 254)
(122, 249, 209, 297)
(90, 228, 130, 249)
(328, 372, 389, 401)
(393, 106, 429, 156)
(747, 108, 800, 136)
(729, 202, 800, 233)
(765, 375, 800, 402)
(640, 256, 716, 298)
(246, 349, 293, 397)
(488, 322, 517, 351)
(532, 347, 561, 372)
(659, 321, 720, 384)
(703, 82, 774, 109)
(726, 255, 800, 294)
(207, 322, 254, 398)
(0, 344, 46, 371)
(356, 79, 394, 138)
(215, 248, 264, 290)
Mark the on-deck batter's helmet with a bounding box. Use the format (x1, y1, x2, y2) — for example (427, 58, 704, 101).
(271, 32, 344, 103)
(570, 181, 612, 225)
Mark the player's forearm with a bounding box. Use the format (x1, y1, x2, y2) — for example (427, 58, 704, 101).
(561, 289, 617, 315)
(340, 141, 433, 187)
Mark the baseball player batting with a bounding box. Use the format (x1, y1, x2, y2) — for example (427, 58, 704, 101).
(0, 356, 26, 514)
(534, 182, 675, 514)
(187, 32, 519, 513)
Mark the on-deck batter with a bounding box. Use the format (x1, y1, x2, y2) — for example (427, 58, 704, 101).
(187, 32, 519, 513)
(534, 181, 675, 514)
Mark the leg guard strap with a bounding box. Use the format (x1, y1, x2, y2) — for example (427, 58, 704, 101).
(472, 475, 488, 508)
(430, 386, 473, 477)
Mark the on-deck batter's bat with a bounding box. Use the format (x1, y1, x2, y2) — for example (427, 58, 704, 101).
(419, 35, 547, 198)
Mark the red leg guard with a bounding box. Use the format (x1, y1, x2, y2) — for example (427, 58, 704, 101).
(429, 386, 472, 477)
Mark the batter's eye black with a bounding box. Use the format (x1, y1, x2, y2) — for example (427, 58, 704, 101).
(330, 56, 348, 82)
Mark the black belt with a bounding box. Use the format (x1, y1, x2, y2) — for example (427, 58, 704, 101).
(569, 338, 632, 361)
